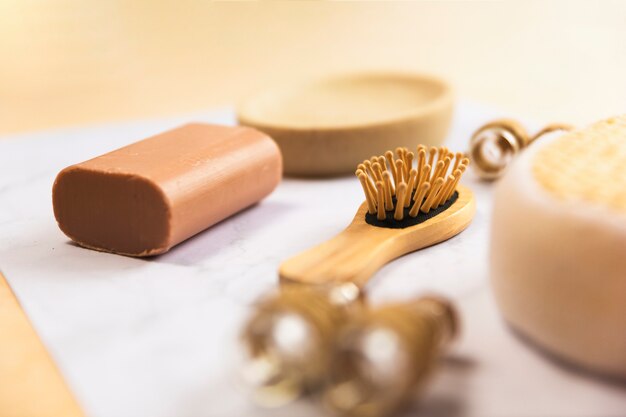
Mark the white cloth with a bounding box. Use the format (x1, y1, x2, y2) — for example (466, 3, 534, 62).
(1, 102, 623, 417)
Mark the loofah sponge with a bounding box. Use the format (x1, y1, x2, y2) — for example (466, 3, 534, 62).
(490, 115, 626, 379)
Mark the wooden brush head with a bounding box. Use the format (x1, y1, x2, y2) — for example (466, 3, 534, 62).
(356, 145, 469, 226)
(279, 145, 475, 288)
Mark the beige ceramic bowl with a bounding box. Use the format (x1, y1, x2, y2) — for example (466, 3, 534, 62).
(237, 72, 454, 177)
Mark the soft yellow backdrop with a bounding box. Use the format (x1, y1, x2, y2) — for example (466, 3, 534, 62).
(1, 1, 625, 134)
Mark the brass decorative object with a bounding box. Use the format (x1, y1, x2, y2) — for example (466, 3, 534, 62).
(469, 119, 573, 181)
(241, 283, 362, 407)
(242, 287, 459, 416)
(323, 296, 458, 417)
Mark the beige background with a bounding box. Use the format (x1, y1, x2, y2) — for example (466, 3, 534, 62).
(1, 1, 625, 134)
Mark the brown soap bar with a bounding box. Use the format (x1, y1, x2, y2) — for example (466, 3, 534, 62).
(53, 123, 282, 256)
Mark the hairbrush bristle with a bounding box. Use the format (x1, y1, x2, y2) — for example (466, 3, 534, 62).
(356, 146, 469, 219)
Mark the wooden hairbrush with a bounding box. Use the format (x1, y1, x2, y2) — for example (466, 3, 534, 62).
(280, 145, 476, 288)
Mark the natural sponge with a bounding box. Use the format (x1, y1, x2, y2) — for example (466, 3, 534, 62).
(490, 115, 626, 378)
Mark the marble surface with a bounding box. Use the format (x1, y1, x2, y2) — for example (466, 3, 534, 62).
(0, 102, 624, 417)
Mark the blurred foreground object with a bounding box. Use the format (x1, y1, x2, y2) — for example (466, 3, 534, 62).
(491, 115, 626, 378)
(323, 296, 458, 417)
(241, 283, 362, 407)
(0, 274, 84, 417)
(242, 288, 458, 416)
(469, 119, 573, 180)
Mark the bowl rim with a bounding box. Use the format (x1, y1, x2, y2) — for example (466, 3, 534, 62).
(236, 71, 454, 133)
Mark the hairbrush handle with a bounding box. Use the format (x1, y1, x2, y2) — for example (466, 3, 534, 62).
(279, 215, 396, 288)
(279, 186, 475, 288)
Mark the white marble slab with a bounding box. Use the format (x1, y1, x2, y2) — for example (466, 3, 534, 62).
(0, 102, 624, 417)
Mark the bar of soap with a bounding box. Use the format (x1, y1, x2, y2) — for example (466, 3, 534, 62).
(490, 116, 626, 378)
(53, 123, 282, 256)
